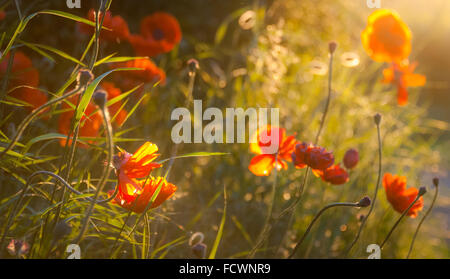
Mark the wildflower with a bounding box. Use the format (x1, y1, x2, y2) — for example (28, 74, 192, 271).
(100, 81, 128, 126)
(109, 58, 166, 91)
(7, 239, 29, 257)
(382, 61, 426, 106)
(361, 9, 411, 63)
(78, 9, 130, 42)
(58, 94, 103, 148)
(314, 164, 349, 185)
(382, 173, 424, 218)
(111, 176, 177, 213)
(0, 51, 47, 110)
(248, 126, 297, 176)
(291, 142, 334, 170)
(129, 12, 181, 57)
(343, 148, 359, 169)
(113, 141, 162, 180)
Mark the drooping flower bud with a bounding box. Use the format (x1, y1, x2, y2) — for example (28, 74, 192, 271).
(418, 186, 427, 197)
(357, 196, 371, 207)
(93, 89, 108, 108)
(374, 113, 382, 125)
(432, 177, 439, 187)
(329, 41, 338, 54)
(76, 68, 94, 86)
(343, 148, 359, 169)
(191, 242, 207, 259)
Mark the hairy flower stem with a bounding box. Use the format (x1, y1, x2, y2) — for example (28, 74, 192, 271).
(247, 154, 279, 258)
(407, 180, 438, 258)
(380, 190, 426, 249)
(75, 104, 114, 244)
(165, 65, 197, 180)
(345, 115, 382, 256)
(289, 201, 363, 259)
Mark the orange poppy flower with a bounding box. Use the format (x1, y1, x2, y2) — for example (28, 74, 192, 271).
(129, 12, 181, 57)
(0, 51, 47, 110)
(361, 9, 411, 63)
(382, 61, 426, 106)
(314, 164, 349, 185)
(100, 81, 128, 126)
(382, 173, 424, 218)
(291, 142, 334, 170)
(110, 176, 177, 213)
(78, 9, 130, 42)
(113, 141, 162, 181)
(109, 58, 166, 91)
(248, 126, 297, 176)
(58, 94, 103, 148)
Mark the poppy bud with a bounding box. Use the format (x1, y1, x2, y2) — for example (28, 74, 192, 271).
(432, 177, 439, 187)
(343, 148, 359, 169)
(329, 41, 338, 54)
(357, 196, 371, 207)
(187, 59, 199, 77)
(191, 242, 207, 259)
(418, 186, 427, 197)
(374, 113, 382, 125)
(77, 68, 94, 86)
(93, 89, 107, 108)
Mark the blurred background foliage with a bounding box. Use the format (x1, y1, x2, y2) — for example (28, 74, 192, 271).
(0, 0, 448, 258)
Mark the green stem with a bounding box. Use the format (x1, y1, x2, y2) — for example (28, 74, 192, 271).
(406, 182, 438, 258)
(289, 201, 361, 259)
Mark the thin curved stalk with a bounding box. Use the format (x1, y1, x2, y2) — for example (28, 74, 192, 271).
(289, 201, 361, 259)
(74, 104, 114, 244)
(247, 154, 279, 258)
(380, 190, 426, 249)
(345, 118, 382, 256)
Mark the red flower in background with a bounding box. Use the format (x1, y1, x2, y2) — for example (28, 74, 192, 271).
(110, 176, 177, 213)
(248, 126, 297, 176)
(0, 51, 47, 110)
(383, 173, 424, 218)
(79, 9, 130, 42)
(291, 142, 334, 170)
(343, 148, 359, 169)
(314, 164, 349, 185)
(100, 81, 128, 126)
(129, 12, 181, 57)
(109, 58, 166, 91)
(382, 61, 426, 106)
(0, 10, 5, 21)
(58, 94, 103, 148)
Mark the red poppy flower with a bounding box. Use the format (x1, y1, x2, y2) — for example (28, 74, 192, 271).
(248, 126, 297, 176)
(343, 148, 359, 169)
(291, 142, 334, 170)
(78, 9, 130, 42)
(361, 9, 411, 63)
(113, 141, 162, 181)
(0, 51, 47, 110)
(109, 58, 166, 91)
(0, 10, 5, 21)
(314, 164, 349, 185)
(110, 176, 177, 213)
(100, 81, 128, 126)
(58, 94, 103, 148)
(383, 173, 424, 218)
(382, 61, 426, 106)
(129, 12, 181, 57)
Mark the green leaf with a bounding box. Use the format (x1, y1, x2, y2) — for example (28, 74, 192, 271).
(74, 67, 142, 125)
(209, 189, 227, 259)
